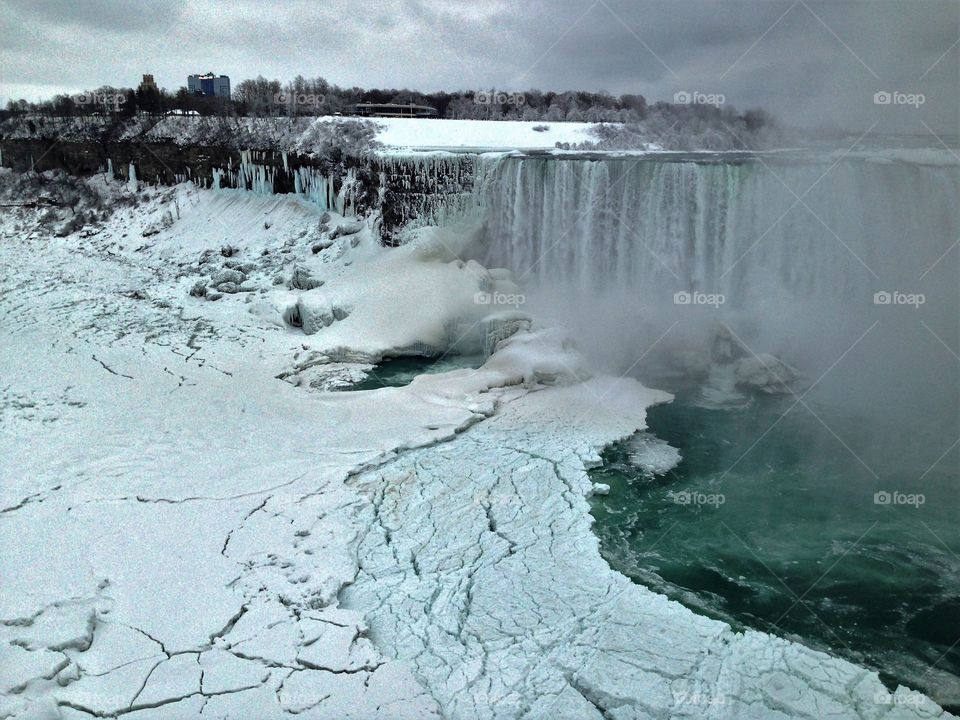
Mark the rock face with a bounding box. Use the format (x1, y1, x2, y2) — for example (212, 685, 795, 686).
(0, 139, 478, 245)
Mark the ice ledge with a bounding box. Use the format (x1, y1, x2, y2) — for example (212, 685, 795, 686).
(342, 377, 951, 720)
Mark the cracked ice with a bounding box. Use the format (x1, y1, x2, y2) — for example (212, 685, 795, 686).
(0, 177, 950, 719)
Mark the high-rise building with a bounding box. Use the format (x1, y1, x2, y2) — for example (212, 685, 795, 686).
(187, 73, 231, 99)
(139, 74, 158, 93)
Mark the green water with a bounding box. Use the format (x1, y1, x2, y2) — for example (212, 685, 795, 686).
(590, 390, 960, 710)
(342, 354, 485, 391)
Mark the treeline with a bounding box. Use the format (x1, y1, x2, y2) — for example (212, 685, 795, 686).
(2, 75, 781, 150)
(2, 75, 654, 123)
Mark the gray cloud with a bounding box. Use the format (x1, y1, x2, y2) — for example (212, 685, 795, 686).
(0, 0, 956, 133)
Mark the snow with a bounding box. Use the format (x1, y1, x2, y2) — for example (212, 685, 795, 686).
(626, 432, 683, 476)
(368, 117, 600, 151)
(0, 174, 952, 719)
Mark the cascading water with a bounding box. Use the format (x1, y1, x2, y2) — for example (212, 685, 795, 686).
(475, 152, 956, 316)
(462, 149, 960, 710)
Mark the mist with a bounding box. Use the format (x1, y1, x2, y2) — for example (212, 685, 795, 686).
(473, 152, 959, 479)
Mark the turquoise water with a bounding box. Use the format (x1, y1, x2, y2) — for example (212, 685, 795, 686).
(589, 388, 960, 710)
(342, 354, 485, 391)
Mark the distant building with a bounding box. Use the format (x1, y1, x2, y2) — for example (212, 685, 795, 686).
(353, 102, 437, 118)
(187, 73, 231, 99)
(139, 74, 158, 93)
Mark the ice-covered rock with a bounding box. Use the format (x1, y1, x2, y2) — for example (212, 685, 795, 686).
(211, 268, 246, 286)
(141, 209, 174, 236)
(288, 264, 323, 290)
(284, 298, 351, 335)
(734, 353, 798, 394)
(331, 220, 364, 238)
(481, 311, 532, 358)
(710, 324, 750, 363)
(223, 259, 257, 273)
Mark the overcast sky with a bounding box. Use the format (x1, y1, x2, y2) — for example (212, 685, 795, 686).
(0, 0, 957, 133)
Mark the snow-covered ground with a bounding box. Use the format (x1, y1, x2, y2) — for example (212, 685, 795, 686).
(0, 174, 951, 719)
(368, 117, 599, 151)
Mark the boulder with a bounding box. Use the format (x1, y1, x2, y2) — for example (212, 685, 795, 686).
(288, 265, 323, 291)
(331, 220, 363, 239)
(211, 269, 245, 286)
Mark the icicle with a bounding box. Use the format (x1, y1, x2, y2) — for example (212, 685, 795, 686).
(127, 162, 138, 192)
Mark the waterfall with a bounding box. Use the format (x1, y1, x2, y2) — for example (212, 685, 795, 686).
(472, 153, 960, 312)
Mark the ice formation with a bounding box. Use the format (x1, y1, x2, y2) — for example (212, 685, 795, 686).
(0, 172, 952, 720)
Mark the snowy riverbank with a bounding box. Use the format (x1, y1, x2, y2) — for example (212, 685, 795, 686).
(0, 176, 951, 719)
